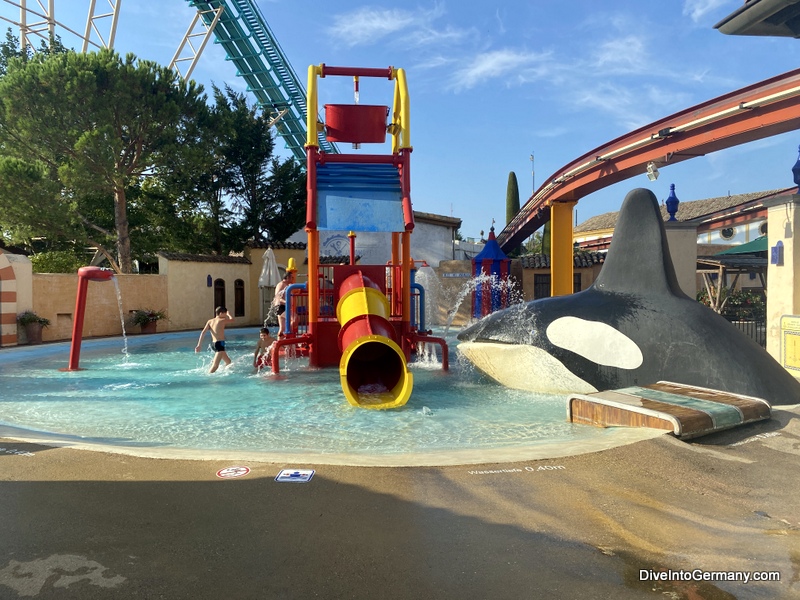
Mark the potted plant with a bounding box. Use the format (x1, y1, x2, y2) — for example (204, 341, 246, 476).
(130, 309, 167, 334)
(17, 310, 50, 345)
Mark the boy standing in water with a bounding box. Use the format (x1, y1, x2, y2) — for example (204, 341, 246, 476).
(273, 271, 295, 336)
(195, 306, 234, 373)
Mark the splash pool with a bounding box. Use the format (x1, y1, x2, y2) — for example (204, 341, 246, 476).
(0, 328, 662, 465)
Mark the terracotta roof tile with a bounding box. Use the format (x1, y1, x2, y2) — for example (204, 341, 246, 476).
(318, 255, 357, 265)
(520, 251, 606, 269)
(158, 252, 251, 264)
(247, 241, 307, 249)
(574, 188, 793, 233)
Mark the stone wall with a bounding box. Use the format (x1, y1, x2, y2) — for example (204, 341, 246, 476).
(32, 274, 168, 342)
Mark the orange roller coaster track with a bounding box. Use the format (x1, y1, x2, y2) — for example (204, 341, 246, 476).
(499, 67, 800, 252)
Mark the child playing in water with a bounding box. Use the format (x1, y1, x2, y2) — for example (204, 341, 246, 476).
(273, 271, 294, 336)
(253, 327, 276, 372)
(195, 306, 234, 373)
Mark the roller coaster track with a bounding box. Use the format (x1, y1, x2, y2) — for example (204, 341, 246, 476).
(498, 67, 800, 252)
(188, 0, 337, 160)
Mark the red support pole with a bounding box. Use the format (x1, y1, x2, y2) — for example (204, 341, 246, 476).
(306, 146, 318, 229)
(66, 277, 90, 371)
(400, 149, 414, 232)
(348, 231, 356, 265)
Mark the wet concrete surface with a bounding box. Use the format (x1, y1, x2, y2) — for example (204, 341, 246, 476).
(1, 407, 799, 599)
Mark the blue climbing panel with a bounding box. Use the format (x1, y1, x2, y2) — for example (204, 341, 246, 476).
(316, 163, 405, 232)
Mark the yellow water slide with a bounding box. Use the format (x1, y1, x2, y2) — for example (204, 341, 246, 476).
(337, 271, 413, 409)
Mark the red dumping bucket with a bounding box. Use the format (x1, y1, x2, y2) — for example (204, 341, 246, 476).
(324, 104, 388, 143)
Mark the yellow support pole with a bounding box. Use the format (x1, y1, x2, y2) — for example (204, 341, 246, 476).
(390, 68, 411, 152)
(550, 201, 577, 297)
(397, 68, 410, 149)
(306, 65, 322, 147)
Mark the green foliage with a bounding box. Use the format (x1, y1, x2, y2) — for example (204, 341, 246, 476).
(29, 250, 86, 273)
(16, 310, 50, 327)
(0, 43, 311, 262)
(0, 28, 66, 78)
(523, 231, 544, 254)
(697, 287, 766, 320)
(0, 48, 209, 272)
(261, 158, 306, 242)
(129, 308, 167, 326)
(506, 171, 520, 226)
(209, 85, 305, 245)
(541, 221, 551, 255)
(0, 156, 73, 245)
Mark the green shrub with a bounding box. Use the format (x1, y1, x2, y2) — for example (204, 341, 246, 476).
(16, 310, 50, 327)
(697, 287, 765, 320)
(129, 309, 167, 326)
(30, 250, 86, 274)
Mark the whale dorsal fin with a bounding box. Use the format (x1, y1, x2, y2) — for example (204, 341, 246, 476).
(593, 188, 684, 296)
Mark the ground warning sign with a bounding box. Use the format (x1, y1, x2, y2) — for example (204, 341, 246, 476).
(275, 469, 315, 483)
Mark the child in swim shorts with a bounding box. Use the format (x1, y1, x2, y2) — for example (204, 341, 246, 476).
(253, 328, 276, 372)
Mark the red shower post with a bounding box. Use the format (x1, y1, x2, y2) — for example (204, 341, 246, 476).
(64, 266, 115, 371)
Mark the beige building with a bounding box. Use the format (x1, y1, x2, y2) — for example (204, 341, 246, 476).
(0, 243, 312, 347)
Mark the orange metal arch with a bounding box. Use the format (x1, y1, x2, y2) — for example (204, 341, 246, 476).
(499, 67, 800, 251)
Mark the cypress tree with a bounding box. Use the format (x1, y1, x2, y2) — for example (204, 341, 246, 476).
(506, 171, 520, 226)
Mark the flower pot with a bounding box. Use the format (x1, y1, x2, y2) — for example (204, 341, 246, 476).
(140, 321, 157, 335)
(25, 322, 43, 345)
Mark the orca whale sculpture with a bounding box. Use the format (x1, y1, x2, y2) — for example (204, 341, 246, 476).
(457, 188, 800, 406)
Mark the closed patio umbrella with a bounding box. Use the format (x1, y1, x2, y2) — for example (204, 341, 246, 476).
(258, 248, 281, 287)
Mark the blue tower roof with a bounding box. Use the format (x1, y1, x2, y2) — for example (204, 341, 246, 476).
(474, 226, 509, 262)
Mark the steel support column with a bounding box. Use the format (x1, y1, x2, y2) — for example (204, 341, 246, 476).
(551, 201, 577, 297)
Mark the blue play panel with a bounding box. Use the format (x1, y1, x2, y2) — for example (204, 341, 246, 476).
(316, 163, 405, 232)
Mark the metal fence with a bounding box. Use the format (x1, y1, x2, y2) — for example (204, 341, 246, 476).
(725, 305, 767, 348)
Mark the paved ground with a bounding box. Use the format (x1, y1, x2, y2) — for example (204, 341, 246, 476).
(1, 407, 799, 599)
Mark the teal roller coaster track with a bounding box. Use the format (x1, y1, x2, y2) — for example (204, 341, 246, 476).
(188, 0, 338, 161)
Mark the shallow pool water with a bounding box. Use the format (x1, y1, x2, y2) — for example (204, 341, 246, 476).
(0, 328, 642, 463)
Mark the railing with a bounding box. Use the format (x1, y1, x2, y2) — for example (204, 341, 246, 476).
(285, 265, 426, 334)
(725, 308, 767, 348)
(305, 64, 410, 151)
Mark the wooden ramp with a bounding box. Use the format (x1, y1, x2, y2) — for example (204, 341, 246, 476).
(567, 381, 772, 440)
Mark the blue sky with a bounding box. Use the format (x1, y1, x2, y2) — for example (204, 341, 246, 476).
(3, 0, 800, 241)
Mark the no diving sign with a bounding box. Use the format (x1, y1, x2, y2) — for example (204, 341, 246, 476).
(275, 469, 315, 483)
(216, 466, 250, 479)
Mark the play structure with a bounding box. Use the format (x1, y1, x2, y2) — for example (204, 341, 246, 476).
(270, 64, 448, 409)
(471, 225, 512, 319)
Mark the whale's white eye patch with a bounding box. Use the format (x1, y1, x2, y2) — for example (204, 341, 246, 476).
(546, 316, 643, 369)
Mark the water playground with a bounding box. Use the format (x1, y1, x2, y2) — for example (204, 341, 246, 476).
(1, 64, 793, 465)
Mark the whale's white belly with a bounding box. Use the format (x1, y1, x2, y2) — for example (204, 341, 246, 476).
(458, 342, 598, 395)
